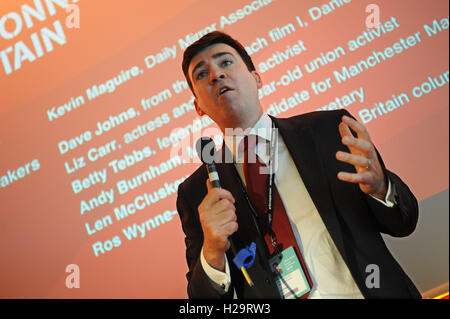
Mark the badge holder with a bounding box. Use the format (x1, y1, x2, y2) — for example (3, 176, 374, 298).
(269, 246, 311, 299)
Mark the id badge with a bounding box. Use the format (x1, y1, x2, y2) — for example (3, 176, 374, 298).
(268, 246, 311, 299)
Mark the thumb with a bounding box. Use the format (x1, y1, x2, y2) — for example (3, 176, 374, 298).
(206, 178, 213, 192)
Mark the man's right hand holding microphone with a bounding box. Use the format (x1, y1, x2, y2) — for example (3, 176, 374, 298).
(198, 179, 238, 272)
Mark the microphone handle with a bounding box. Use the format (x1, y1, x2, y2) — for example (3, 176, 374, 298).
(206, 163, 221, 188)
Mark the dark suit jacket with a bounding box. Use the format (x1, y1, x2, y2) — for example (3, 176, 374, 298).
(176, 109, 421, 299)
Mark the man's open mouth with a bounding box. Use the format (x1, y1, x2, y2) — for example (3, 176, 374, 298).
(218, 87, 233, 97)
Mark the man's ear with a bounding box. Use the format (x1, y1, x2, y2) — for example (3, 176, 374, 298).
(251, 71, 263, 89)
(194, 98, 205, 116)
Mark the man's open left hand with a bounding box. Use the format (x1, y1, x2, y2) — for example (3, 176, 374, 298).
(336, 115, 387, 200)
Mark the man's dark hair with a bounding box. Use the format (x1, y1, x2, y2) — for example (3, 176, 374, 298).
(182, 31, 256, 94)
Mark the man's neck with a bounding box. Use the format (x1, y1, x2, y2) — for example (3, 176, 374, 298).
(220, 110, 263, 134)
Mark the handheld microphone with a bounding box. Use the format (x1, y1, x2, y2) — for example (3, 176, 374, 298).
(196, 137, 221, 188)
(196, 136, 239, 256)
(196, 137, 257, 288)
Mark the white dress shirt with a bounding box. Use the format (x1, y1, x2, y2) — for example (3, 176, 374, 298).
(200, 113, 397, 298)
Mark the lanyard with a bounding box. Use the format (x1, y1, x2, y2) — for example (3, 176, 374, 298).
(266, 121, 280, 253)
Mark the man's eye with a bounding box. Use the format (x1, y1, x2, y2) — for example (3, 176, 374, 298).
(222, 60, 232, 67)
(196, 71, 207, 80)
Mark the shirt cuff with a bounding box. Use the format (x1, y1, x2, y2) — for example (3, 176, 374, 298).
(368, 177, 397, 207)
(200, 247, 231, 294)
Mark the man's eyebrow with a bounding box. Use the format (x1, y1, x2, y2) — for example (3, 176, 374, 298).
(191, 52, 235, 79)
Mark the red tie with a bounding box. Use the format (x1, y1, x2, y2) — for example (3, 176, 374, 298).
(243, 135, 313, 298)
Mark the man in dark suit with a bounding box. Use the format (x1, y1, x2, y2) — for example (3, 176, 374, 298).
(176, 31, 421, 299)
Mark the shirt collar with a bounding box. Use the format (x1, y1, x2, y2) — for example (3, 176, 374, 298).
(223, 113, 273, 162)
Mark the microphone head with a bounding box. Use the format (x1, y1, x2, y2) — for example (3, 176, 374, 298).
(195, 137, 216, 164)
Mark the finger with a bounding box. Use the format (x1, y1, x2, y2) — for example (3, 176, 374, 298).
(342, 115, 371, 140)
(214, 220, 239, 238)
(205, 180, 235, 203)
(224, 221, 239, 236)
(336, 151, 371, 169)
(215, 198, 236, 215)
(224, 239, 231, 252)
(340, 136, 372, 156)
(199, 200, 236, 229)
(339, 121, 353, 140)
(212, 210, 238, 233)
(337, 171, 372, 184)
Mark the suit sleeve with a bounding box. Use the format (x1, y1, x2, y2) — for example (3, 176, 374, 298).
(342, 109, 419, 237)
(176, 181, 234, 299)
(365, 154, 419, 237)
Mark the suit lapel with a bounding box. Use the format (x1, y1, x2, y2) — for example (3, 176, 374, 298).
(271, 116, 347, 263)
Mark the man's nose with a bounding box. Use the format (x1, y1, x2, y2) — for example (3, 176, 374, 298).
(209, 67, 225, 84)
